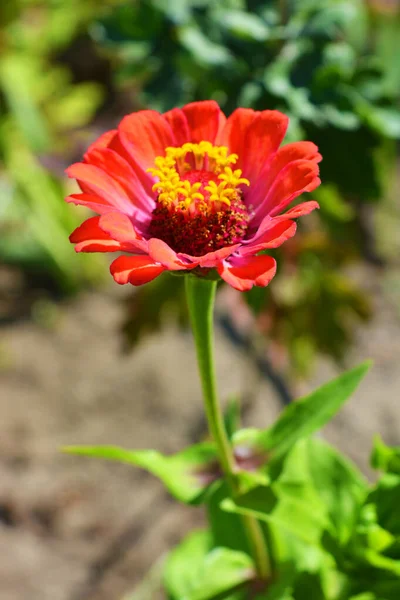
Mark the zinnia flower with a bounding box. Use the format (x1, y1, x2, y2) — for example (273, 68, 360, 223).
(67, 101, 321, 291)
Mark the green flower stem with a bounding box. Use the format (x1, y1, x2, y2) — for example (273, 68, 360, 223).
(185, 276, 236, 484)
(185, 275, 271, 581)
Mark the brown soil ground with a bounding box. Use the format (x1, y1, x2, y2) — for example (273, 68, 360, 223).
(1, 266, 400, 600)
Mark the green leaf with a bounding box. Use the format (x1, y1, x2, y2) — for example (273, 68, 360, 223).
(222, 484, 326, 545)
(368, 474, 400, 536)
(222, 436, 367, 551)
(222, 441, 329, 546)
(64, 443, 219, 504)
(234, 362, 371, 459)
(178, 24, 233, 67)
(165, 529, 211, 599)
(322, 42, 356, 79)
(371, 436, 400, 475)
(185, 548, 254, 600)
(207, 483, 251, 554)
(224, 396, 241, 440)
(305, 438, 367, 544)
(216, 10, 270, 42)
(165, 530, 255, 600)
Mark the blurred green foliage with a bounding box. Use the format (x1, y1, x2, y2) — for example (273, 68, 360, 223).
(0, 0, 115, 293)
(1, 0, 399, 375)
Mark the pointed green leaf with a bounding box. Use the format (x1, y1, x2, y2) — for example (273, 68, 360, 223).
(234, 362, 371, 459)
(64, 443, 219, 504)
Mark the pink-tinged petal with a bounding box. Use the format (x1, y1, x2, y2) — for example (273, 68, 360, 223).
(99, 212, 148, 253)
(182, 101, 226, 144)
(163, 108, 191, 146)
(84, 147, 154, 217)
(178, 244, 241, 268)
(69, 216, 127, 253)
(252, 159, 320, 227)
(108, 133, 155, 199)
(66, 193, 117, 215)
(148, 238, 195, 270)
(118, 110, 174, 172)
(197, 244, 242, 267)
(110, 255, 166, 286)
(247, 141, 321, 208)
(84, 130, 117, 160)
(66, 163, 135, 215)
(241, 221, 297, 255)
(252, 201, 319, 240)
(220, 108, 288, 182)
(283, 200, 319, 218)
(217, 255, 277, 292)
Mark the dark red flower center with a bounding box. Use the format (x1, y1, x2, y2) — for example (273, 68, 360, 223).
(147, 143, 251, 256)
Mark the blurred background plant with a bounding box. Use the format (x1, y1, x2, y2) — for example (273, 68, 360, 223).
(1, 0, 399, 383)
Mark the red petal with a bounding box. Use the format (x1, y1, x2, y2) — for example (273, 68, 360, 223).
(84, 147, 154, 216)
(248, 141, 321, 208)
(69, 216, 125, 252)
(217, 255, 277, 292)
(284, 200, 319, 218)
(218, 107, 256, 148)
(252, 159, 320, 226)
(108, 133, 155, 198)
(148, 238, 195, 270)
(84, 129, 117, 160)
(99, 213, 148, 253)
(220, 109, 288, 182)
(163, 108, 191, 146)
(254, 201, 319, 239)
(241, 220, 297, 255)
(118, 110, 174, 172)
(182, 101, 226, 144)
(66, 193, 116, 215)
(110, 255, 166, 286)
(196, 244, 241, 268)
(66, 163, 135, 215)
(176, 245, 240, 268)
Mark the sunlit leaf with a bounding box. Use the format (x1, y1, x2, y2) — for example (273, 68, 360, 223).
(165, 529, 255, 600)
(64, 442, 219, 504)
(233, 362, 371, 459)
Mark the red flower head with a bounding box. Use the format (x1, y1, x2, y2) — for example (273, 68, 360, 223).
(67, 101, 321, 291)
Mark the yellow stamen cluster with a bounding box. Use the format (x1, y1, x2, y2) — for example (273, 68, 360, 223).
(147, 142, 249, 210)
(164, 141, 238, 173)
(205, 168, 250, 205)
